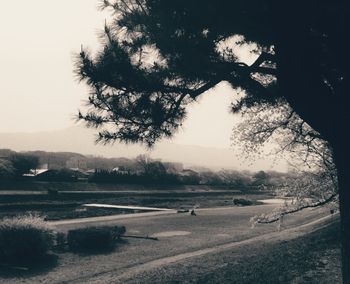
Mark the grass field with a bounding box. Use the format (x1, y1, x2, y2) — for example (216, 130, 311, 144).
(0, 197, 338, 283)
(0, 182, 272, 220)
(1, 181, 340, 283)
(121, 220, 342, 284)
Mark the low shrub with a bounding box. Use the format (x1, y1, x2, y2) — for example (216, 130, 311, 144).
(233, 198, 253, 206)
(0, 214, 54, 263)
(67, 225, 126, 252)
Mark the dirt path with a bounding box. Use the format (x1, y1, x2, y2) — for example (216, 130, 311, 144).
(49, 206, 268, 227)
(49, 210, 177, 226)
(70, 213, 337, 284)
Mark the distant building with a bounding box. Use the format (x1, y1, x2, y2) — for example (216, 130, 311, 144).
(66, 157, 87, 169)
(35, 168, 88, 182)
(23, 168, 49, 177)
(85, 169, 96, 175)
(112, 167, 130, 175)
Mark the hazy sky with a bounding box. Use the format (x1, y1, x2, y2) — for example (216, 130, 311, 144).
(0, 0, 247, 149)
(0, 1, 106, 132)
(0, 1, 291, 171)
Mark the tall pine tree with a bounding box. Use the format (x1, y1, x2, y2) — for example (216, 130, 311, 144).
(76, 1, 350, 281)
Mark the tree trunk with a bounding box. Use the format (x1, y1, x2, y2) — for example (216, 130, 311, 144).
(332, 136, 350, 284)
(273, 3, 350, 280)
(276, 34, 350, 281)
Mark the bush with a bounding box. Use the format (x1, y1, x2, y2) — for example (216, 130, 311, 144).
(233, 198, 254, 206)
(0, 214, 54, 263)
(67, 225, 126, 252)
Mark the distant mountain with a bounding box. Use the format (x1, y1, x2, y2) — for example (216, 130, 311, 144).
(0, 126, 143, 158)
(0, 126, 287, 171)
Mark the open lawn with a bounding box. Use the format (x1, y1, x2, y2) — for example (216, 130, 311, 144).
(0, 204, 338, 283)
(121, 219, 341, 284)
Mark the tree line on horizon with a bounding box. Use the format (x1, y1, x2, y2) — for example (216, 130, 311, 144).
(0, 148, 292, 187)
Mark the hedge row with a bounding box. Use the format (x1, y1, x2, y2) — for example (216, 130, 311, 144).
(0, 214, 126, 265)
(67, 226, 126, 251)
(0, 214, 54, 263)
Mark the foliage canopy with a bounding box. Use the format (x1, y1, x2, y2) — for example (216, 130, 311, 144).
(76, 0, 348, 148)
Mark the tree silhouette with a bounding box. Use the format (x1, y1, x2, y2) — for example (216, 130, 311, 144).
(10, 154, 39, 177)
(0, 159, 15, 179)
(76, 1, 350, 281)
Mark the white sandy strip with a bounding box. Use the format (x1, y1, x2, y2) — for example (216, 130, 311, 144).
(258, 198, 293, 204)
(72, 213, 338, 284)
(82, 203, 173, 211)
(49, 210, 177, 226)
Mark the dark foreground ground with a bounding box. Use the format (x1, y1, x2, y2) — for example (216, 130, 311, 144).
(123, 220, 342, 284)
